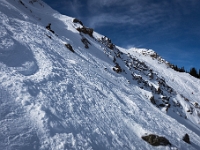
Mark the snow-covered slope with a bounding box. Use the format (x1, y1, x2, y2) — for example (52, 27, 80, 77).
(0, 0, 200, 149)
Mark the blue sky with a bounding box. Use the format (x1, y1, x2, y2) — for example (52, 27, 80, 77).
(43, 0, 200, 71)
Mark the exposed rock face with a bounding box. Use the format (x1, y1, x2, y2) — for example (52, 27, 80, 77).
(183, 134, 191, 144)
(65, 44, 75, 53)
(150, 96, 156, 104)
(101, 36, 115, 50)
(76, 27, 93, 37)
(113, 63, 122, 73)
(73, 18, 83, 26)
(142, 134, 171, 146)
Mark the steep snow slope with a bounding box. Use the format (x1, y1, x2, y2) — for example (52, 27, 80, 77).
(0, 0, 200, 150)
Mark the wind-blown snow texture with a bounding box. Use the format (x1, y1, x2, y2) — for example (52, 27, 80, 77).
(0, 0, 200, 150)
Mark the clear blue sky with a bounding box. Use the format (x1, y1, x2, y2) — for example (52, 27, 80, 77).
(43, 0, 200, 71)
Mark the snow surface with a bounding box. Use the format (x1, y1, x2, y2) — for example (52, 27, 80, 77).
(0, 0, 200, 150)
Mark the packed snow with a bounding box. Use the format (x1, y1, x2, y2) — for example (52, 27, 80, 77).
(0, 0, 200, 150)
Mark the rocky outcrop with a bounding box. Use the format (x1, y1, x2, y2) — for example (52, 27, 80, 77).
(46, 23, 55, 34)
(142, 134, 171, 146)
(73, 18, 83, 26)
(76, 27, 93, 37)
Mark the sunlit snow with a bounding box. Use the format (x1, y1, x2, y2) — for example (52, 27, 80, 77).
(0, 0, 200, 150)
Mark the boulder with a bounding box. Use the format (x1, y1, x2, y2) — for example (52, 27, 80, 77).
(113, 63, 122, 73)
(142, 134, 171, 146)
(73, 18, 83, 26)
(76, 27, 93, 37)
(150, 96, 156, 104)
(65, 44, 75, 53)
(182, 134, 190, 144)
(46, 23, 55, 34)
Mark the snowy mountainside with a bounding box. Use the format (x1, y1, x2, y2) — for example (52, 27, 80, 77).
(0, 0, 200, 149)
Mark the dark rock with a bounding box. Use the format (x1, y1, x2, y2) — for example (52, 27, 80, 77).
(81, 37, 90, 49)
(76, 27, 93, 37)
(113, 63, 122, 73)
(113, 57, 116, 63)
(46, 23, 51, 30)
(46, 23, 55, 34)
(29, 0, 38, 4)
(50, 29, 54, 34)
(159, 104, 165, 107)
(166, 104, 171, 111)
(182, 134, 190, 144)
(150, 96, 156, 104)
(73, 18, 83, 26)
(194, 102, 199, 108)
(101, 36, 115, 49)
(142, 134, 171, 146)
(65, 44, 75, 53)
(45, 34, 51, 39)
(19, 0, 25, 6)
(162, 96, 168, 100)
(150, 52, 158, 58)
(156, 87, 162, 94)
(108, 43, 114, 50)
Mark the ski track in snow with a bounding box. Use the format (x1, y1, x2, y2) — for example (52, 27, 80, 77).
(0, 0, 200, 150)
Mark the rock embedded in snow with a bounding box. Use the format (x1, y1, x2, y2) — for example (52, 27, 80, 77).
(73, 18, 83, 26)
(65, 43, 75, 53)
(142, 134, 171, 146)
(183, 134, 191, 144)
